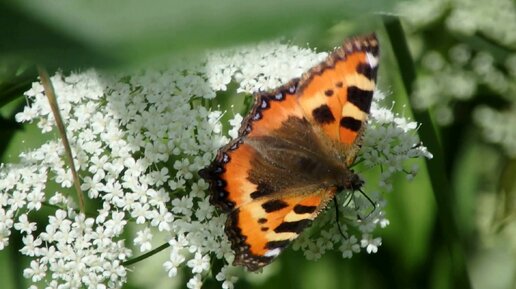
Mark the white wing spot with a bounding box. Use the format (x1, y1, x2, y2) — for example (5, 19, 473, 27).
(366, 52, 379, 68)
(264, 248, 282, 257)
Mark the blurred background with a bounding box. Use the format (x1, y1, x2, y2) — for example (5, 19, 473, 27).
(0, 0, 515, 288)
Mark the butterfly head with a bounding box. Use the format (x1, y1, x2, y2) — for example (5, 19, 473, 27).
(336, 169, 364, 192)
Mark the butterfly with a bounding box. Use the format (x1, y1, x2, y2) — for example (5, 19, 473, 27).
(199, 34, 379, 271)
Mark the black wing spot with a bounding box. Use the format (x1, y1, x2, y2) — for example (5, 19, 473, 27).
(324, 89, 334, 97)
(312, 104, 335, 124)
(262, 199, 289, 212)
(347, 86, 373, 113)
(356, 62, 377, 81)
(368, 44, 379, 56)
(340, 117, 362, 132)
(250, 191, 265, 199)
(265, 240, 290, 250)
(293, 204, 317, 214)
(274, 219, 312, 234)
(250, 182, 275, 199)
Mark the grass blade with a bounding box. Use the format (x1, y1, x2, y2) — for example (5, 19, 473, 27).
(383, 16, 473, 289)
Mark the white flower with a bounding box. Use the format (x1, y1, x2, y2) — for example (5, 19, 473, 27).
(147, 167, 169, 187)
(187, 252, 210, 274)
(187, 274, 203, 289)
(168, 178, 186, 191)
(360, 235, 382, 254)
(23, 260, 47, 282)
(26, 189, 45, 210)
(216, 265, 238, 289)
(190, 180, 208, 198)
(339, 236, 360, 259)
(195, 197, 214, 221)
(171, 196, 194, 217)
(8, 190, 27, 210)
(164, 246, 186, 278)
(304, 242, 325, 261)
(101, 260, 126, 284)
(150, 205, 173, 232)
(104, 211, 127, 236)
(20, 235, 42, 257)
(130, 203, 151, 224)
(134, 227, 153, 252)
(228, 113, 243, 139)
(0, 225, 11, 250)
(173, 159, 193, 180)
(14, 214, 37, 235)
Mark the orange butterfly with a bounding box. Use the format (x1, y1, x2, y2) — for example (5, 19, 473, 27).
(200, 34, 379, 271)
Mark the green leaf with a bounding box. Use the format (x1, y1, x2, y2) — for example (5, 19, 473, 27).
(1, 0, 400, 69)
(383, 16, 473, 289)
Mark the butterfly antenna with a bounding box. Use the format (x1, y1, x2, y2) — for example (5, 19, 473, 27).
(333, 197, 347, 239)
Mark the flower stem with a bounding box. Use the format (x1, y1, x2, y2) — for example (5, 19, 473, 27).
(37, 66, 86, 213)
(122, 242, 170, 266)
(382, 16, 473, 289)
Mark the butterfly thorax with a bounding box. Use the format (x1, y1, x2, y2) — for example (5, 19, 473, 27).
(244, 115, 362, 197)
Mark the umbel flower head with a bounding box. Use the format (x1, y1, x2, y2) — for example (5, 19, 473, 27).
(0, 40, 431, 289)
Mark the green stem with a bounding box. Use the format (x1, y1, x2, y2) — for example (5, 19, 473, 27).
(383, 16, 472, 289)
(122, 242, 170, 266)
(38, 66, 86, 213)
(41, 201, 97, 218)
(495, 158, 516, 233)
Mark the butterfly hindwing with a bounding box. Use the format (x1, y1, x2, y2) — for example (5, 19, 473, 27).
(226, 188, 336, 271)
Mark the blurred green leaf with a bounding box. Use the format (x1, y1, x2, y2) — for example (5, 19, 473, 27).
(383, 16, 473, 289)
(0, 67, 37, 110)
(1, 0, 399, 69)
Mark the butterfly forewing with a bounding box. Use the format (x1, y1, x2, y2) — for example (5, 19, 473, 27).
(296, 34, 379, 164)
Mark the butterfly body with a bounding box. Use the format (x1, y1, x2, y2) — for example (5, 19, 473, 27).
(200, 34, 379, 271)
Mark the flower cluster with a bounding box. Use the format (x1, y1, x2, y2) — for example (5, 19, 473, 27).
(396, 0, 516, 156)
(398, 0, 516, 47)
(474, 105, 516, 157)
(409, 46, 515, 125)
(0, 40, 430, 289)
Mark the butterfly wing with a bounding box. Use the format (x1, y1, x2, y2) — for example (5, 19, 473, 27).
(201, 81, 333, 212)
(296, 34, 379, 164)
(200, 84, 340, 270)
(226, 187, 336, 271)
